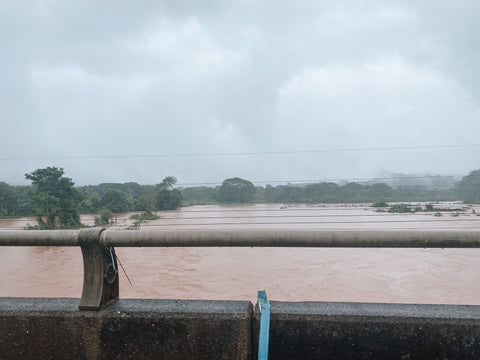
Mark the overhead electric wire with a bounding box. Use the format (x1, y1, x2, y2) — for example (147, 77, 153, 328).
(131, 218, 480, 227)
(4, 213, 477, 222)
(0, 198, 473, 215)
(3, 204, 478, 223)
(172, 206, 469, 213)
(0, 203, 472, 216)
(1, 143, 479, 161)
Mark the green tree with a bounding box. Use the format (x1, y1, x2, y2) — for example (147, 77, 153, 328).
(158, 176, 177, 190)
(303, 182, 340, 203)
(95, 209, 114, 226)
(157, 189, 183, 210)
(136, 193, 157, 213)
(156, 176, 182, 210)
(100, 189, 131, 213)
(341, 182, 367, 202)
(265, 184, 280, 203)
(455, 170, 480, 204)
(80, 193, 102, 213)
(25, 167, 82, 229)
(11, 186, 34, 216)
(279, 185, 303, 203)
(181, 186, 217, 202)
(217, 177, 256, 203)
(368, 183, 394, 202)
(0, 182, 16, 217)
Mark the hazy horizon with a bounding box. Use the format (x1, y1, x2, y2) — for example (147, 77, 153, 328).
(5, 167, 465, 189)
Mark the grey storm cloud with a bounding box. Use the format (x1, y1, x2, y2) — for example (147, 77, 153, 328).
(1, 0, 479, 185)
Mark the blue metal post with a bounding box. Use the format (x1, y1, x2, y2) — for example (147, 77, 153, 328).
(258, 290, 270, 360)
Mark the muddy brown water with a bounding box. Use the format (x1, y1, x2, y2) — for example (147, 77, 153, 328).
(1, 203, 480, 304)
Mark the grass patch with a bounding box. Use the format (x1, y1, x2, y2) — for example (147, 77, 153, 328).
(388, 204, 413, 213)
(127, 212, 160, 230)
(182, 200, 219, 206)
(130, 212, 160, 221)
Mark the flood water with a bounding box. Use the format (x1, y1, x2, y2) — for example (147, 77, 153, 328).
(1, 203, 480, 304)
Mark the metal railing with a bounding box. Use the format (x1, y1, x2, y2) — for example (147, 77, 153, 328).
(1, 228, 480, 310)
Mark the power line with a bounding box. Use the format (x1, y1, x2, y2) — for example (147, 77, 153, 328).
(3, 219, 479, 229)
(1, 143, 479, 161)
(157, 214, 474, 220)
(4, 212, 476, 222)
(130, 218, 480, 226)
(171, 206, 469, 213)
(0, 202, 472, 215)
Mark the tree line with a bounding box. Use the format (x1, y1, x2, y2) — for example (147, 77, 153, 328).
(183, 171, 480, 205)
(0, 167, 479, 229)
(0, 167, 182, 229)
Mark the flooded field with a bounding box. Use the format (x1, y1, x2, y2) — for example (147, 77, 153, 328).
(1, 203, 480, 304)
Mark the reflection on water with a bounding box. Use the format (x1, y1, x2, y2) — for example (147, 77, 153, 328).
(1, 203, 479, 304)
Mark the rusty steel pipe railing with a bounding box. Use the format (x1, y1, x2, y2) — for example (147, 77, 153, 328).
(2, 229, 480, 248)
(0, 230, 80, 246)
(102, 229, 480, 248)
(1, 228, 480, 311)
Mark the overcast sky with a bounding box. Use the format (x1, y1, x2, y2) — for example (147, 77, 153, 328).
(1, 0, 479, 186)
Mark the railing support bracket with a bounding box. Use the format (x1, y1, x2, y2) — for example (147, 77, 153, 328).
(78, 227, 118, 310)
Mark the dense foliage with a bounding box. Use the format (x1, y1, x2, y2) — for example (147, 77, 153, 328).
(2, 168, 479, 225)
(454, 170, 480, 204)
(25, 167, 82, 229)
(1, 168, 183, 229)
(259, 181, 454, 204)
(217, 177, 256, 203)
(100, 189, 132, 213)
(0, 182, 16, 217)
(156, 176, 183, 210)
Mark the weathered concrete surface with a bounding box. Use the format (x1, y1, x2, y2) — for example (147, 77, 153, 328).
(4, 298, 480, 360)
(253, 301, 480, 360)
(0, 298, 253, 360)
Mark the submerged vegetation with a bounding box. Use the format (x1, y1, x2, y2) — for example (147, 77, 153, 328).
(374, 202, 469, 215)
(387, 204, 413, 213)
(127, 212, 161, 230)
(0, 167, 182, 229)
(0, 167, 479, 229)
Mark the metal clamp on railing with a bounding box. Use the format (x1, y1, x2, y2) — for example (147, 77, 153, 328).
(78, 228, 118, 310)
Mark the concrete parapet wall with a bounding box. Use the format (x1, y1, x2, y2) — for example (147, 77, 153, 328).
(254, 301, 480, 360)
(0, 298, 252, 360)
(3, 298, 480, 359)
